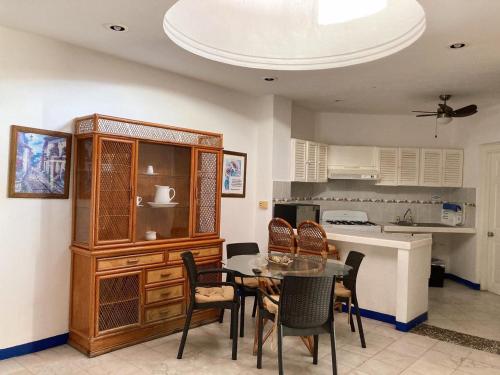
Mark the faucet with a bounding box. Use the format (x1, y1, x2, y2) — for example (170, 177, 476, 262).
(402, 208, 413, 224)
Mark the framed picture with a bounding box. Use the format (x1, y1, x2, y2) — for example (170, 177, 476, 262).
(222, 150, 247, 198)
(8, 125, 72, 198)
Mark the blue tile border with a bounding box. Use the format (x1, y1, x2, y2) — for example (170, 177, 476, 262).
(396, 312, 428, 332)
(340, 304, 428, 332)
(445, 273, 481, 290)
(0, 333, 68, 360)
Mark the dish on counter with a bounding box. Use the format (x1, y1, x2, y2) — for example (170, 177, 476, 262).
(266, 254, 293, 266)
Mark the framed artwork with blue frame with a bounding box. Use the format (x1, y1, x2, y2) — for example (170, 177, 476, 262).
(222, 150, 247, 198)
(8, 125, 72, 199)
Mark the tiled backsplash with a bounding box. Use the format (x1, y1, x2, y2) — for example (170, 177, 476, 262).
(273, 180, 476, 227)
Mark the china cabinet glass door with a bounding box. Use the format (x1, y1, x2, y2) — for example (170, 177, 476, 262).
(135, 141, 191, 242)
(193, 149, 220, 237)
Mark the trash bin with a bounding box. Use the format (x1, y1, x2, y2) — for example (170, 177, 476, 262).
(429, 258, 445, 288)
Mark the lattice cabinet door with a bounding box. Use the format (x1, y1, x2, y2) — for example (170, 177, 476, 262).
(193, 149, 220, 237)
(96, 272, 141, 335)
(95, 138, 135, 244)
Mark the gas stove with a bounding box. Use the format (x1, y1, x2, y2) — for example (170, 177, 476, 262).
(321, 210, 382, 232)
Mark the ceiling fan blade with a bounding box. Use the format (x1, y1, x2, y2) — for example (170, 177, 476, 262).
(416, 114, 437, 117)
(439, 103, 454, 114)
(412, 110, 438, 113)
(451, 104, 478, 117)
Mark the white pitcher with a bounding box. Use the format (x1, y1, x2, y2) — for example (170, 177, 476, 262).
(154, 185, 176, 203)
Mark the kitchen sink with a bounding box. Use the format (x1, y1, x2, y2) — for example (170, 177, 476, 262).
(390, 222, 451, 227)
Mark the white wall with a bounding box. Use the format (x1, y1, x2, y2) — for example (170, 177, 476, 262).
(291, 104, 316, 141)
(0, 26, 273, 349)
(272, 96, 292, 181)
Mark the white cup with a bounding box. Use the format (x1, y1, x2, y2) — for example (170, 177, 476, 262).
(145, 231, 157, 241)
(136, 196, 143, 207)
(146, 165, 154, 175)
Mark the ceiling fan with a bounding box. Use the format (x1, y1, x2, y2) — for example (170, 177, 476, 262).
(413, 94, 478, 138)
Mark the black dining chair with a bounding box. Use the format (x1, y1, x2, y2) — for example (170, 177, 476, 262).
(177, 251, 240, 360)
(257, 275, 338, 375)
(334, 251, 366, 348)
(225, 242, 260, 338)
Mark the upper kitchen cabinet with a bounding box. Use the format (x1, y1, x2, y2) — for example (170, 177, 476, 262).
(442, 149, 464, 187)
(419, 149, 443, 187)
(398, 148, 420, 186)
(377, 148, 398, 186)
(291, 138, 327, 182)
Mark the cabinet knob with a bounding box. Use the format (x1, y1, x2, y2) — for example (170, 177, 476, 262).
(127, 259, 139, 264)
(488, 231, 495, 237)
(160, 273, 172, 278)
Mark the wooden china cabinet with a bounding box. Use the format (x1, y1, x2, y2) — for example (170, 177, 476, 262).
(69, 114, 224, 357)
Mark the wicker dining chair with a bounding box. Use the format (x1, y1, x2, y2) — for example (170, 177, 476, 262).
(226, 242, 260, 338)
(177, 252, 240, 360)
(334, 251, 366, 348)
(268, 218, 296, 255)
(296, 221, 330, 258)
(256, 275, 338, 375)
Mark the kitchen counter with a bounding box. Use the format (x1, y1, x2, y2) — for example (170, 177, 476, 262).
(324, 229, 432, 250)
(382, 224, 476, 234)
(326, 228, 432, 331)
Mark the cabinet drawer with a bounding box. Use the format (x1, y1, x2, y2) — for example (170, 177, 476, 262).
(146, 284, 184, 304)
(169, 247, 220, 262)
(145, 302, 184, 323)
(146, 266, 183, 284)
(97, 253, 164, 271)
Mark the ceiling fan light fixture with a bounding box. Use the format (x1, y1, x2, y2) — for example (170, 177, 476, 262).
(436, 114, 453, 125)
(163, 0, 426, 71)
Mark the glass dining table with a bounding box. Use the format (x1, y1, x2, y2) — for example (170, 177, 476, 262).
(224, 253, 352, 357)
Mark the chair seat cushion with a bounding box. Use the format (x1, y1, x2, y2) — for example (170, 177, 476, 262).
(263, 294, 280, 314)
(334, 282, 351, 298)
(235, 277, 260, 288)
(195, 286, 234, 303)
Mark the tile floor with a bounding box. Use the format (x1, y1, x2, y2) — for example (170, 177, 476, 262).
(428, 280, 500, 342)
(2, 303, 500, 374)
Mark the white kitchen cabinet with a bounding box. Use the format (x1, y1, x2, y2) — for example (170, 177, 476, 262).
(420, 149, 443, 186)
(290, 139, 327, 182)
(377, 147, 399, 185)
(442, 149, 464, 187)
(398, 148, 420, 186)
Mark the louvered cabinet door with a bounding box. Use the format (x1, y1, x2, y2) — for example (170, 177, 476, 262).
(442, 149, 464, 187)
(306, 141, 319, 182)
(419, 149, 443, 187)
(377, 148, 398, 186)
(95, 138, 135, 244)
(317, 144, 328, 182)
(193, 149, 220, 237)
(96, 272, 141, 335)
(398, 148, 420, 186)
(291, 139, 307, 182)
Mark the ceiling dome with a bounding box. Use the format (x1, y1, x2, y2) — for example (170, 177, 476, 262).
(163, 0, 426, 71)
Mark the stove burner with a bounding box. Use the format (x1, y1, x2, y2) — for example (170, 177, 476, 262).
(326, 220, 376, 226)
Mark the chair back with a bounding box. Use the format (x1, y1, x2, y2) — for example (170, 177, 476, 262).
(226, 242, 260, 259)
(343, 251, 365, 293)
(296, 221, 328, 258)
(268, 218, 295, 254)
(279, 275, 334, 329)
(181, 251, 198, 298)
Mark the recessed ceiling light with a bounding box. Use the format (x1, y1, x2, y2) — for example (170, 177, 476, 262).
(104, 24, 128, 32)
(334, 99, 344, 102)
(263, 77, 277, 82)
(449, 42, 466, 49)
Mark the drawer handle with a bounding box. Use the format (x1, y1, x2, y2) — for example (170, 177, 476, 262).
(159, 310, 170, 316)
(127, 259, 140, 264)
(160, 273, 172, 278)
(192, 251, 200, 256)
(160, 292, 171, 297)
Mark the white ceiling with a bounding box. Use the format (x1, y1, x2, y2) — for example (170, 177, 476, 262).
(0, 0, 499, 114)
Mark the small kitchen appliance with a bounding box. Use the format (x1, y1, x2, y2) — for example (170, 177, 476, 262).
(321, 210, 382, 232)
(441, 203, 464, 226)
(273, 203, 320, 229)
